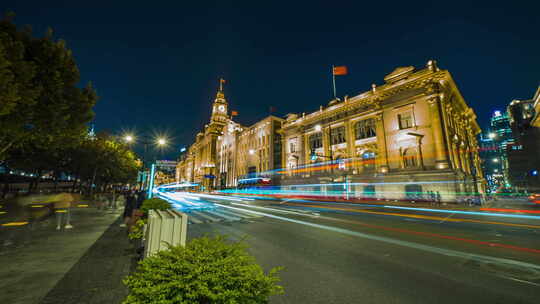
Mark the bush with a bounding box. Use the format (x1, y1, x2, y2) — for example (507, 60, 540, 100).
(140, 198, 171, 216)
(123, 235, 283, 304)
(128, 218, 146, 240)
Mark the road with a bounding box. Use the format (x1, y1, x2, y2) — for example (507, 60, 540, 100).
(166, 192, 540, 304)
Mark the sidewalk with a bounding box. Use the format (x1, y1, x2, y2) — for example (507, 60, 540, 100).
(0, 203, 136, 304)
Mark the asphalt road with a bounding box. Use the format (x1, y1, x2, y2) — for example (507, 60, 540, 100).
(183, 194, 540, 304)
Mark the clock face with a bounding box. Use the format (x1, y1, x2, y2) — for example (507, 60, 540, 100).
(218, 105, 226, 112)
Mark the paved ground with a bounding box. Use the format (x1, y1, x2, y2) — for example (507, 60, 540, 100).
(0, 200, 134, 304)
(1, 192, 538, 304)
(185, 194, 540, 304)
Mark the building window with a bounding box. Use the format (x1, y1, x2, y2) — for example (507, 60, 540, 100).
(309, 132, 323, 150)
(398, 111, 414, 129)
(362, 151, 376, 171)
(330, 126, 346, 145)
(363, 185, 376, 199)
(405, 184, 423, 200)
(403, 148, 418, 168)
(355, 119, 376, 140)
(289, 142, 296, 153)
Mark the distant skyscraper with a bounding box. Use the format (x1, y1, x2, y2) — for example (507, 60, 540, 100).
(479, 110, 515, 191)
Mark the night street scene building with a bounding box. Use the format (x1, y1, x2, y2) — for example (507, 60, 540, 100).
(506, 86, 540, 192)
(478, 110, 514, 192)
(176, 60, 485, 203)
(4, 3, 540, 304)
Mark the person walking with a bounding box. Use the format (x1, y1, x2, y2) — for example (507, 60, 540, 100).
(136, 189, 146, 209)
(120, 190, 136, 228)
(108, 188, 117, 210)
(53, 192, 78, 230)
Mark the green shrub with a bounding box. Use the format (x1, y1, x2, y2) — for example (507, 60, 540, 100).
(128, 219, 146, 240)
(140, 198, 171, 216)
(123, 235, 283, 304)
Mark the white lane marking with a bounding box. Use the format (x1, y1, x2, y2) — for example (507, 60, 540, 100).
(217, 208, 260, 219)
(280, 198, 295, 205)
(439, 213, 455, 224)
(188, 216, 204, 224)
(501, 276, 540, 287)
(206, 210, 242, 221)
(192, 211, 221, 222)
(216, 203, 540, 272)
(230, 202, 319, 218)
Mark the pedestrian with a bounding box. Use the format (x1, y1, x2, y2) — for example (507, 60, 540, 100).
(436, 191, 442, 205)
(136, 189, 146, 209)
(53, 192, 79, 230)
(108, 188, 117, 210)
(120, 190, 136, 228)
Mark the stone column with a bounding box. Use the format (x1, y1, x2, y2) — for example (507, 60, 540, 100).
(323, 127, 332, 173)
(323, 128, 331, 159)
(303, 133, 310, 166)
(345, 120, 356, 173)
(345, 120, 355, 158)
(452, 142, 461, 171)
(375, 115, 389, 173)
(428, 96, 449, 169)
(281, 135, 287, 172)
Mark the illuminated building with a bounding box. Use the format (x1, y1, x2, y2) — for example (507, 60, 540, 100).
(177, 60, 485, 202)
(280, 60, 484, 202)
(176, 83, 283, 190)
(478, 110, 514, 191)
(478, 133, 502, 191)
(507, 86, 540, 192)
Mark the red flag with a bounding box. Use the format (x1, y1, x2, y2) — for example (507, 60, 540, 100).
(231, 110, 238, 116)
(333, 66, 348, 76)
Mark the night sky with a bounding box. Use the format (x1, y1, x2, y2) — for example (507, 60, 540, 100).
(4, 1, 539, 159)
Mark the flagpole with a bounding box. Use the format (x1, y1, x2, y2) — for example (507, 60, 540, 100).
(332, 65, 336, 99)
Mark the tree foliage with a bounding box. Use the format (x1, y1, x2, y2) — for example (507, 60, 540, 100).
(0, 15, 96, 161)
(65, 133, 141, 190)
(123, 235, 283, 304)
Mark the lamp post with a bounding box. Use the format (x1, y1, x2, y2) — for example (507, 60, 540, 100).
(123, 133, 169, 191)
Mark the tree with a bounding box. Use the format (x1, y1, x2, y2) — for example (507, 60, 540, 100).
(61, 133, 141, 194)
(0, 16, 97, 161)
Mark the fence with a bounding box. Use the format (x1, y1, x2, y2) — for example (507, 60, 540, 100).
(144, 209, 188, 257)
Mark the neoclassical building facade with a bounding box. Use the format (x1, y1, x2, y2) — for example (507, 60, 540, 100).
(175, 86, 283, 190)
(177, 60, 485, 201)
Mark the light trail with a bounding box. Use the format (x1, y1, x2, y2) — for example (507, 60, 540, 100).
(215, 203, 540, 271)
(383, 205, 540, 220)
(281, 202, 540, 229)
(479, 208, 540, 214)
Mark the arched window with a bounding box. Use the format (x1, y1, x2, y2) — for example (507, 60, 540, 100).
(355, 119, 376, 140)
(362, 151, 376, 171)
(403, 148, 418, 168)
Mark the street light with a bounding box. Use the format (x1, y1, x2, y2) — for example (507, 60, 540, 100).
(493, 158, 499, 163)
(314, 124, 322, 132)
(124, 135, 134, 143)
(488, 133, 496, 139)
(157, 138, 167, 146)
(249, 149, 255, 155)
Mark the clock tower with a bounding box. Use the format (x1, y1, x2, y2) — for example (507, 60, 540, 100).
(210, 78, 228, 125)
